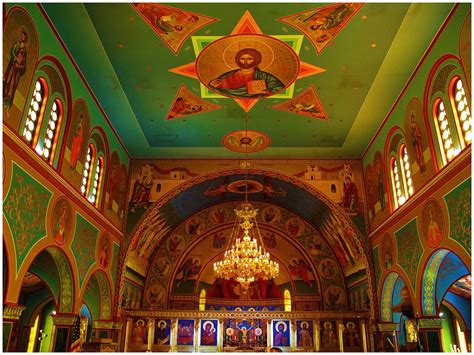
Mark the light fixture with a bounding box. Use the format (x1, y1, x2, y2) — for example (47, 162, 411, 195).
(213, 114, 279, 289)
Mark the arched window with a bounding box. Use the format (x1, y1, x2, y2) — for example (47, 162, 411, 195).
(284, 289, 291, 312)
(81, 144, 95, 197)
(41, 99, 63, 163)
(199, 289, 206, 311)
(449, 77, 472, 148)
(22, 78, 48, 147)
(399, 145, 414, 198)
(390, 157, 403, 209)
(433, 99, 457, 166)
(88, 156, 104, 207)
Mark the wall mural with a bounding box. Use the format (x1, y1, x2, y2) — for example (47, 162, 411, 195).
(154, 319, 171, 345)
(61, 99, 91, 187)
(122, 168, 373, 317)
(422, 249, 449, 316)
(3, 163, 52, 272)
(49, 197, 73, 245)
(165, 84, 223, 120)
(170, 10, 323, 112)
(104, 151, 129, 227)
(380, 272, 398, 322)
(403, 98, 432, 179)
(3, 7, 39, 130)
(444, 177, 471, 254)
(222, 130, 271, 153)
(270, 85, 327, 120)
(196, 34, 299, 99)
(420, 199, 444, 249)
(142, 201, 348, 311)
(177, 319, 194, 346)
(272, 320, 290, 347)
(132, 3, 218, 55)
(122, 278, 143, 310)
(84, 273, 101, 321)
(97, 233, 111, 269)
(394, 219, 423, 293)
(95, 271, 112, 320)
(71, 214, 100, 285)
(380, 234, 395, 271)
(459, 12, 471, 83)
(110, 242, 120, 288)
(278, 3, 363, 54)
(320, 320, 338, 351)
(201, 319, 218, 346)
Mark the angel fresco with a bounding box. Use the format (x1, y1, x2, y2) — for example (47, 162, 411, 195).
(3, 28, 28, 108)
(289, 258, 313, 287)
(176, 258, 201, 287)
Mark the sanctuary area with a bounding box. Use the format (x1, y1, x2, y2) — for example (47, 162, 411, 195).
(2, 2, 471, 352)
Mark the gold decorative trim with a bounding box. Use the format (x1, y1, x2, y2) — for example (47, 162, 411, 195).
(376, 323, 399, 332)
(3, 305, 26, 320)
(93, 320, 123, 330)
(125, 309, 369, 320)
(53, 314, 79, 326)
(418, 318, 443, 328)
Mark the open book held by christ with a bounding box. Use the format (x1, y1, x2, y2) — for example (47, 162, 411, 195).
(247, 80, 267, 94)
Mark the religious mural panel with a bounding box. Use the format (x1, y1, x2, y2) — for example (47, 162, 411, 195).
(270, 85, 327, 120)
(131, 319, 148, 346)
(3, 7, 39, 130)
(196, 34, 299, 99)
(201, 320, 218, 346)
(132, 3, 218, 55)
(154, 319, 171, 345)
(420, 199, 445, 249)
(177, 319, 195, 346)
(222, 130, 271, 153)
(320, 320, 338, 351)
(278, 3, 363, 54)
(61, 99, 91, 186)
(49, 196, 73, 245)
(272, 320, 290, 348)
(296, 320, 313, 350)
(343, 321, 362, 351)
(165, 84, 223, 120)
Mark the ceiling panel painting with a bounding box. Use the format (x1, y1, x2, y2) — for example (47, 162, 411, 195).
(42, 3, 454, 158)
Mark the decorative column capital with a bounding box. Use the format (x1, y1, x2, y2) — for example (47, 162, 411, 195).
(53, 313, 79, 326)
(3, 304, 26, 320)
(417, 318, 443, 329)
(376, 322, 399, 332)
(93, 320, 123, 330)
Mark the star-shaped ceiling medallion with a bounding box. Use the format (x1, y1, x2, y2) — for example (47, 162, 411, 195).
(170, 11, 325, 112)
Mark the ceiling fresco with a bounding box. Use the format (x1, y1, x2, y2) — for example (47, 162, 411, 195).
(42, 3, 454, 158)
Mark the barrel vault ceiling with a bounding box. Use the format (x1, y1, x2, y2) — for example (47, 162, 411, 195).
(42, 3, 454, 159)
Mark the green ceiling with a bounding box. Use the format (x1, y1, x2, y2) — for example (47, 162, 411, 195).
(42, 3, 454, 159)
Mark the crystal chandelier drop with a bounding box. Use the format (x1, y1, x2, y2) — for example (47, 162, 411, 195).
(213, 202, 280, 289)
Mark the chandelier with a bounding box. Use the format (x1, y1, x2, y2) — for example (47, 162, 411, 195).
(213, 201, 279, 289)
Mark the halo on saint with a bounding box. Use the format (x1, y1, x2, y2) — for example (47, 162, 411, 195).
(157, 320, 167, 329)
(203, 321, 215, 331)
(300, 321, 309, 329)
(275, 321, 287, 332)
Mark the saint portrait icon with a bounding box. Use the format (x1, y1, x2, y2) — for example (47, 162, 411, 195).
(196, 34, 299, 99)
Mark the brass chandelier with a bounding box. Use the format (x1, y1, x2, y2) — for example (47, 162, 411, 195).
(213, 114, 279, 289)
(213, 202, 279, 289)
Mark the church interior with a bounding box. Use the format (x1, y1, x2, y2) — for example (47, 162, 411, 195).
(2, 2, 472, 352)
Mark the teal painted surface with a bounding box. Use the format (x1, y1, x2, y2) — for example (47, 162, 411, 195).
(444, 177, 471, 255)
(363, 4, 469, 163)
(83, 274, 100, 321)
(395, 218, 424, 292)
(71, 213, 100, 285)
(3, 163, 52, 272)
(5, 3, 130, 165)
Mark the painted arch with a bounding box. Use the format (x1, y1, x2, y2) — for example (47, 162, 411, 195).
(119, 168, 375, 317)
